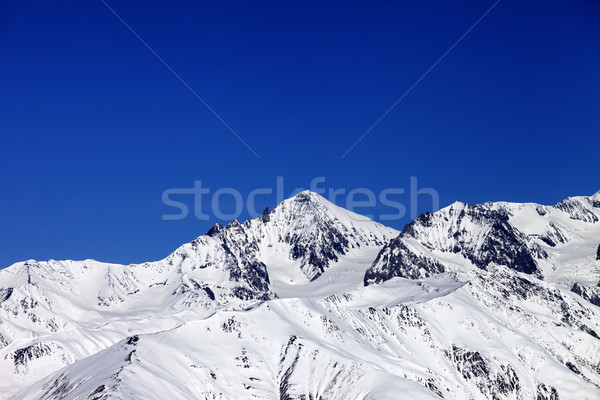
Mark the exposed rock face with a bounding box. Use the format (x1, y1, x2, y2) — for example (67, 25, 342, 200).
(444, 345, 521, 399)
(365, 201, 547, 284)
(536, 383, 560, 400)
(571, 282, 600, 307)
(262, 207, 270, 223)
(13, 343, 52, 369)
(555, 197, 599, 223)
(203, 219, 271, 295)
(364, 238, 445, 284)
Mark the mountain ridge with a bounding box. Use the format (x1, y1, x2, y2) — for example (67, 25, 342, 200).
(1, 190, 599, 399)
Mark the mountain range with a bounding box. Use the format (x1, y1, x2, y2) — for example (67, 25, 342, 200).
(1, 190, 600, 399)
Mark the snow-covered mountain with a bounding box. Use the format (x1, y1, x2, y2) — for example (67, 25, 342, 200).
(1, 190, 599, 399)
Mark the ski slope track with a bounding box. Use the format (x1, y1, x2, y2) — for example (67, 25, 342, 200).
(1, 190, 600, 399)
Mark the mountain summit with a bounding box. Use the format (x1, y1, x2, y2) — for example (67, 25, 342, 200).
(1, 191, 600, 399)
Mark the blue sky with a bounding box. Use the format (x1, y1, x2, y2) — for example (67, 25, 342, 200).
(1, 0, 599, 268)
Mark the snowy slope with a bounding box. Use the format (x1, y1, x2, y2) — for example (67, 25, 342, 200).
(1, 190, 600, 399)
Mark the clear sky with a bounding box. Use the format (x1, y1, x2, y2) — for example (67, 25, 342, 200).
(1, 0, 599, 268)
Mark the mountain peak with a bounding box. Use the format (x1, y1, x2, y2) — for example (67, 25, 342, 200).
(294, 189, 318, 197)
(282, 190, 329, 207)
(273, 190, 377, 225)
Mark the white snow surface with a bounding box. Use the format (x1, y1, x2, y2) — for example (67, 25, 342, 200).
(1, 190, 600, 399)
